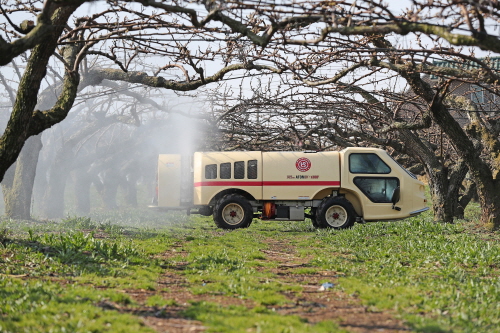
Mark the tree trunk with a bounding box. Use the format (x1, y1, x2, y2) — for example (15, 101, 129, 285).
(102, 169, 121, 210)
(0, 4, 80, 183)
(428, 94, 500, 228)
(1, 162, 16, 213)
(456, 180, 477, 219)
(468, 167, 500, 229)
(74, 168, 92, 215)
(41, 165, 70, 219)
(41, 143, 73, 218)
(2, 135, 43, 219)
(426, 167, 463, 223)
(41, 117, 118, 218)
(123, 174, 138, 207)
(398, 128, 467, 223)
(402, 70, 500, 228)
(122, 161, 140, 207)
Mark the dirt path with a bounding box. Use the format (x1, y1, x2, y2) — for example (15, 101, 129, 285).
(117, 236, 411, 333)
(261, 238, 410, 333)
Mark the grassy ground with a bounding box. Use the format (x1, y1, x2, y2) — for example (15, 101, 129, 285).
(1, 204, 499, 332)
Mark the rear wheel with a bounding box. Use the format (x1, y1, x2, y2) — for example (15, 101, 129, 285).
(316, 197, 356, 229)
(213, 194, 253, 229)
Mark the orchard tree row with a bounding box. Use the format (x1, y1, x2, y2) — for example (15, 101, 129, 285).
(1, 0, 500, 227)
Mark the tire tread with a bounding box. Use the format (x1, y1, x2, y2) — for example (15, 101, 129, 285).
(316, 196, 356, 229)
(213, 194, 253, 229)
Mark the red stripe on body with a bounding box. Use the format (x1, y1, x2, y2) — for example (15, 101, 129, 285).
(264, 181, 340, 186)
(194, 181, 263, 187)
(194, 181, 340, 187)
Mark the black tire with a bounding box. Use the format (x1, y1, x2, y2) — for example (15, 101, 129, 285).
(213, 194, 253, 229)
(198, 206, 213, 216)
(316, 196, 356, 229)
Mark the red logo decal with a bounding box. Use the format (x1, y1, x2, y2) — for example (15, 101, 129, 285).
(296, 158, 311, 172)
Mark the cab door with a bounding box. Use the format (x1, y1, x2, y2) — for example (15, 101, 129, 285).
(342, 151, 401, 220)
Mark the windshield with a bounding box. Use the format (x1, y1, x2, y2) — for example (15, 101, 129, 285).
(385, 152, 417, 179)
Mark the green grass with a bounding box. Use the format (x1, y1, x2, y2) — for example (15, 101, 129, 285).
(1, 203, 500, 332)
(182, 301, 342, 333)
(0, 278, 153, 333)
(310, 216, 500, 332)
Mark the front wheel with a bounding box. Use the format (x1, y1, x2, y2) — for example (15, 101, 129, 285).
(213, 194, 253, 229)
(316, 197, 356, 229)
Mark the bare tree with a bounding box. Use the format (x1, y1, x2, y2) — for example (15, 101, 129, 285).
(0, 0, 288, 218)
(306, 1, 500, 228)
(195, 0, 500, 228)
(209, 78, 475, 223)
(0, 0, 294, 185)
(2, 0, 500, 227)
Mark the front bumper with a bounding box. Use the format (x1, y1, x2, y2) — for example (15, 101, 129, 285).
(409, 207, 430, 216)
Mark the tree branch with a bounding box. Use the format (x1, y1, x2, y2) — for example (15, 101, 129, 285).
(286, 21, 500, 54)
(87, 62, 284, 91)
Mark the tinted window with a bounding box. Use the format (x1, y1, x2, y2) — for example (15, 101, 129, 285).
(234, 161, 245, 179)
(220, 162, 231, 179)
(349, 153, 391, 174)
(248, 160, 258, 179)
(354, 177, 399, 203)
(205, 164, 217, 179)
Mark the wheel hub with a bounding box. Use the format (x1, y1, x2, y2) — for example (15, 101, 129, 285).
(324, 205, 348, 227)
(222, 203, 245, 225)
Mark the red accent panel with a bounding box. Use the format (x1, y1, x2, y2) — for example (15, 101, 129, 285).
(194, 181, 340, 187)
(194, 181, 263, 187)
(263, 181, 340, 186)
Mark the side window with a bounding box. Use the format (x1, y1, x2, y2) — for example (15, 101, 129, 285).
(354, 177, 399, 203)
(234, 161, 245, 179)
(205, 164, 217, 179)
(220, 162, 231, 179)
(248, 160, 258, 179)
(349, 153, 391, 174)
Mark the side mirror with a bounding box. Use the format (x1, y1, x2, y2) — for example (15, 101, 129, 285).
(391, 187, 401, 211)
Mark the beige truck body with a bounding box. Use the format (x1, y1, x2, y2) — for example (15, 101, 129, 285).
(155, 148, 428, 228)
